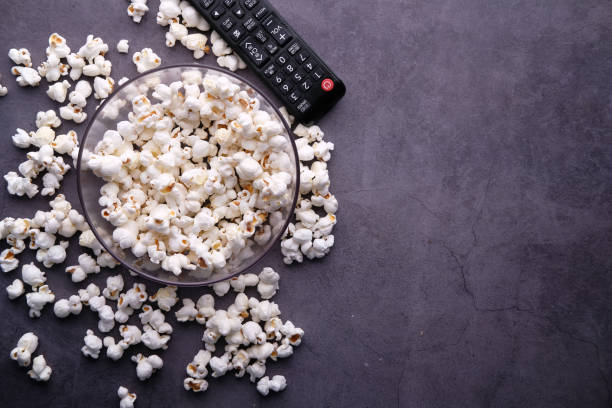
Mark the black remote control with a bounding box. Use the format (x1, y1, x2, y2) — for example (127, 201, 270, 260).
(187, 0, 346, 123)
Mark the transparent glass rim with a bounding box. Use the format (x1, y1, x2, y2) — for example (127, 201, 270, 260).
(76, 63, 300, 287)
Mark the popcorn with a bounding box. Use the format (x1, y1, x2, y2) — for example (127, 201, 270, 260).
(103, 336, 126, 361)
(83, 55, 112, 77)
(186, 350, 211, 379)
(118, 386, 137, 408)
(10, 332, 38, 367)
(36, 241, 68, 267)
(8, 48, 32, 67)
(78, 35, 109, 63)
(102, 274, 125, 300)
(280, 321, 304, 346)
(245, 360, 266, 382)
(257, 267, 279, 300)
(206, 310, 241, 336)
(119, 324, 142, 347)
(6, 279, 25, 299)
(21, 262, 46, 288)
(211, 280, 231, 297)
(116, 39, 130, 54)
(81, 329, 103, 359)
(181, 34, 209, 59)
(12, 129, 31, 149)
(78, 283, 100, 305)
(46, 80, 71, 103)
(184, 377, 208, 392)
(209, 352, 231, 378)
(98, 304, 116, 332)
(141, 325, 171, 350)
(37, 54, 69, 82)
(149, 286, 178, 311)
(60, 104, 87, 124)
(46, 33, 71, 59)
(229, 273, 259, 293)
(256, 375, 287, 396)
(210, 31, 231, 56)
(93, 76, 115, 99)
(10, 66, 41, 87)
(249, 299, 280, 323)
(139, 305, 173, 334)
(132, 48, 161, 73)
(54, 295, 82, 318)
(132, 353, 163, 380)
(165, 22, 187, 47)
(179, 0, 210, 31)
(4, 171, 39, 198)
(66, 53, 86, 81)
(128, 0, 149, 23)
(68, 80, 92, 108)
(196, 294, 215, 324)
(97, 252, 120, 268)
(217, 54, 243, 72)
(26, 284, 55, 318)
(79, 229, 103, 255)
(27, 355, 52, 381)
(242, 321, 266, 345)
(175, 298, 198, 322)
(0, 76, 7, 96)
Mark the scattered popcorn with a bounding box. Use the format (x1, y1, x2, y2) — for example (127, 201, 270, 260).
(10, 332, 38, 367)
(27, 354, 52, 381)
(81, 329, 103, 359)
(132, 48, 161, 73)
(78, 35, 109, 64)
(131, 353, 163, 380)
(181, 33, 209, 59)
(10, 66, 41, 87)
(141, 325, 171, 350)
(6, 278, 25, 299)
(256, 375, 287, 396)
(66, 253, 100, 282)
(139, 305, 173, 334)
(46, 80, 71, 103)
(257, 266, 279, 300)
(119, 324, 142, 347)
(118, 386, 137, 408)
(21, 262, 46, 289)
(93, 76, 115, 99)
(185, 349, 210, 379)
(165, 22, 187, 47)
(184, 377, 208, 392)
(83, 55, 112, 77)
(36, 110, 62, 129)
(128, 0, 149, 23)
(117, 39, 130, 54)
(8, 48, 32, 67)
(46, 33, 71, 59)
(212, 280, 231, 297)
(37, 54, 69, 83)
(149, 286, 178, 311)
(1, 246, 22, 272)
(175, 298, 198, 322)
(229, 272, 259, 293)
(26, 284, 55, 318)
(210, 31, 231, 57)
(102, 274, 125, 300)
(98, 304, 116, 332)
(0, 74, 8, 96)
(53, 294, 82, 318)
(103, 336, 126, 361)
(36, 241, 68, 267)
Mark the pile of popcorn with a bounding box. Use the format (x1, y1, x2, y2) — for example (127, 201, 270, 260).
(84, 69, 296, 278)
(1, 1, 339, 405)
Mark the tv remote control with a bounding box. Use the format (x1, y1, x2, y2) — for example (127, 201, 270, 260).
(187, 0, 346, 123)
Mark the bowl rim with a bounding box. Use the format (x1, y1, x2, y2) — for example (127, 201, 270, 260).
(77, 63, 300, 287)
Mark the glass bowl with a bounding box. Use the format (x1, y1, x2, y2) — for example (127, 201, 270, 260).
(77, 64, 299, 287)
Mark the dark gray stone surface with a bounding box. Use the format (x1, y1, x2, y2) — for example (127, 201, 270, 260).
(1, 1, 611, 407)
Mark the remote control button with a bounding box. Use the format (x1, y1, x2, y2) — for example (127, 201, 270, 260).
(263, 64, 277, 77)
(297, 99, 311, 113)
(254, 29, 268, 43)
(288, 42, 301, 55)
(291, 69, 305, 84)
(276, 54, 289, 65)
(229, 27, 245, 41)
(221, 16, 235, 31)
(321, 78, 334, 92)
(280, 81, 293, 94)
(233, 7, 245, 18)
(224, 0, 235, 6)
(263, 16, 292, 45)
(300, 79, 312, 91)
(240, 37, 269, 67)
(272, 73, 284, 85)
(283, 63, 296, 75)
(200, 0, 215, 8)
(312, 68, 325, 81)
(243, 17, 257, 31)
(211, 6, 225, 19)
(296, 51, 310, 64)
(288, 91, 300, 104)
(254, 6, 269, 20)
(265, 42, 279, 55)
(303, 60, 316, 72)
(244, 0, 258, 9)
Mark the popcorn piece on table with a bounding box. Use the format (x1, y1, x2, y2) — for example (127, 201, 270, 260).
(81, 329, 103, 359)
(26, 284, 55, 318)
(10, 332, 38, 367)
(118, 386, 137, 408)
(256, 375, 287, 396)
(117, 39, 130, 54)
(27, 355, 52, 381)
(128, 0, 149, 23)
(131, 353, 163, 380)
(10, 66, 41, 87)
(6, 278, 25, 299)
(8, 48, 32, 67)
(132, 48, 161, 73)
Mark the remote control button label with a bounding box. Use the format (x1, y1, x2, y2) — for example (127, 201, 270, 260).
(221, 16, 235, 31)
(288, 92, 300, 104)
(200, 0, 215, 8)
(288, 42, 301, 55)
(254, 6, 269, 20)
(233, 7, 245, 18)
(265, 42, 279, 55)
(263, 64, 277, 77)
(230, 27, 245, 41)
(244, 0, 258, 9)
(321, 79, 334, 92)
(254, 29, 268, 43)
(297, 99, 311, 113)
(264, 16, 292, 45)
(211, 6, 225, 19)
(243, 17, 257, 31)
(303, 61, 316, 72)
(241, 38, 269, 67)
(224, 0, 235, 6)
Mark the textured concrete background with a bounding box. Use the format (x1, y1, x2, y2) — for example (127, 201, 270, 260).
(1, 1, 612, 407)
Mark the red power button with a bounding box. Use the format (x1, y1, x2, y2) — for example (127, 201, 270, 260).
(321, 78, 334, 92)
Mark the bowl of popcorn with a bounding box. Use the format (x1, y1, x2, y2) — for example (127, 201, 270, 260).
(77, 65, 299, 286)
